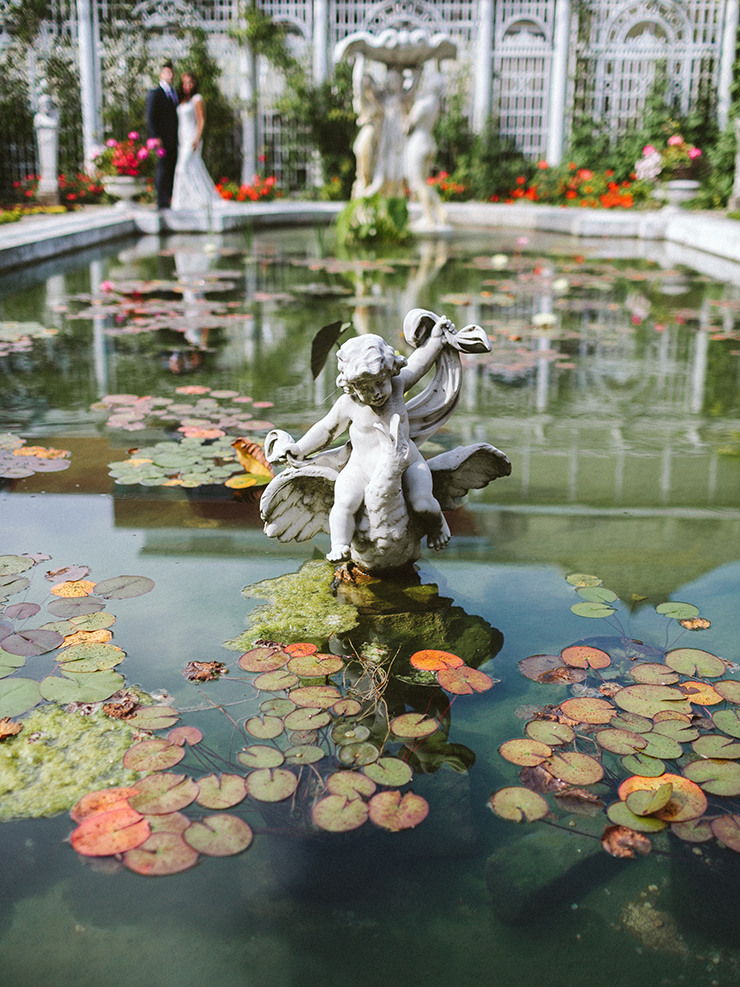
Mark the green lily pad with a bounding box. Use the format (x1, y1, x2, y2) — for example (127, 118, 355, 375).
(0, 576, 31, 599)
(287, 653, 344, 677)
(610, 711, 655, 734)
(70, 612, 116, 631)
(715, 679, 740, 704)
(237, 745, 285, 769)
(123, 831, 199, 876)
(289, 685, 342, 709)
(545, 751, 604, 785)
(656, 602, 700, 620)
(184, 814, 254, 856)
(570, 602, 616, 618)
(284, 744, 325, 765)
(713, 708, 740, 739)
(196, 773, 248, 809)
(0, 555, 33, 576)
(630, 663, 679, 686)
(360, 755, 413, 788)
(640, 733, 683, 760)
(336, 741, 379, 767)
(312, 794, 369, 832)
(710, 814, 740, 852)
(38, 669, 124, 704)
(664, 648, 725, 678)
(246, 767, 298, 802)
(488, 786, 550, 822)
(575, 587, 618, 603)
(683, 758, 740, 796)
(525, 720, 575, 746)
(651, 718, 699, 742)
(128, 773, 199, 814)
(606, 801, 666, 832)
(621, 752, 666, 777)
(252, 669, 299, 691)
(594, 728, 648, 755)
(0, 649, 29, 671)
(326, 771, 376, 800)
(238, 647, 288, 673)
(260, 698, 295, 716)
(57, 642, 126, 673)
(615, 684, 692, 718)
(692, 734, 740, 759)
(93, 575, 155, 599)
(671, 818, 713, 842)
(125, 706, 180, 730)
(332, 699, 362, 717)
(368, 790, 429, 832)
(566, 573, 602, 587)
(2, 629, 64, 657)
(331, 722, 371, 746)
(245, 714, 284, 739)
(284, 707, 331, 731)
(499, 738, 552, 767)
(626, 782, 673, 816)
(47, 597, 105, 618)
(0, 677, 41, 717)
(390, 712, 439, 739)
(122, 738, 185, 772)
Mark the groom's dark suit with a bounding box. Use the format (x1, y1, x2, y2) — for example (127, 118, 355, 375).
(146, 82, 178, 208)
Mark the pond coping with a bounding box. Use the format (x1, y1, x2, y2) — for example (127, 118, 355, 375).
(1, 199, 740, 274)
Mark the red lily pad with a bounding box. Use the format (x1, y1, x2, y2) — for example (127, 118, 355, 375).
(122, 738, 185, 772)
(254, 669, 299, 691)
(409, 649, 464, 671)
(525, 720, 575, 746)
(326, 771, 376, 800)
(287, 653, 344, 677)
(246, 767, 299, 802)
(146, 811, 192, 835)
(437, 664, 494, 695)
(289, 685, 342, 708)
(245, 714, 284, 739)
(4, 602, 40, 620)
(389, 712, 439, 739)
(128, 773, 199, 814)
(123, 832, 199, 875)
(545, 752, 604, 785)
(184, 814, 253, 856)
(125, 706, 179, 730)
(71, 805, 150, 857)
(664, 648, 726, 678)
(238, 647, 289, 673)
(168, 726, 203, 746)
(368, 790, 429, 832)
(93, 575, 155, 599)
(499, 738, 552, 767)
(710, 814, 740, 852)
(332, 699, 362, 716)
(362, 756, 413, 787)
(312, 794, 369, 832)
(196, 773, 248, 809)
(683, 759, 740, 796)
(558, 697, 615, 724)
(1, 629, 63, 657)
(560, 645, 610, 670)
(70, 787, 142, 823)
(284, 642, 318, 657)
(237, 745, 285, 769)
(284, 707, 331, 731)
(488, 786, 550, 822)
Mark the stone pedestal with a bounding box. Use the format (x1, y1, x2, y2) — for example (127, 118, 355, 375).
(727, 117, 740, 212)
(34, 96, 59, 206)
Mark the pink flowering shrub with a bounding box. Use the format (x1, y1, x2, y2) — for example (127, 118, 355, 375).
(93, 133, 161, 178)
(634, 134, 702, 182)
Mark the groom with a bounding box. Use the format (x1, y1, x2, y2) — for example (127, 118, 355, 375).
(146, 60, 179, 209)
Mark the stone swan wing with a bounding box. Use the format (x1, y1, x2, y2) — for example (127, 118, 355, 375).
(260, 462, 338, 543)
(428, 443, 512, 511)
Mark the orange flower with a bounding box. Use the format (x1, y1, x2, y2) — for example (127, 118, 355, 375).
(565, 190, 577, 199)
(537, 160, 549, 169)
(515, 176, 526, 185)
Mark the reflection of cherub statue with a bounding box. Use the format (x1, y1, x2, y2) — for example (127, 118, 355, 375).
(261, 310, 512, 574)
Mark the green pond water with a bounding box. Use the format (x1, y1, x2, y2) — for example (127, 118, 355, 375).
(1, 225, 740, 987)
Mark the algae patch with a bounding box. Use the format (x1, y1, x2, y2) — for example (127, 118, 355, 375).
(0, 704, 143, 821)
(224, 560, 359, 649)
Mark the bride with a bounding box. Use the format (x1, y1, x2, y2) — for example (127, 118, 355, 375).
(171, 71, 222, 211)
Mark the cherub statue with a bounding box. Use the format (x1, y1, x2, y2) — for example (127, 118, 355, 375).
(261, 309, 511, 574)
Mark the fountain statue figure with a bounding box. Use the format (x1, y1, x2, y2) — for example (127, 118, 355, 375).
(260, 309, 511, 574)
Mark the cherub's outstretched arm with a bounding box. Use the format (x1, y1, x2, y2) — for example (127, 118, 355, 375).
(290, 395, 353, 459)
(398, 314, 451, 391)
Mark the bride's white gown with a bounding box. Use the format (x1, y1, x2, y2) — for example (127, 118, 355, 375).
(171, 95, 222, 210)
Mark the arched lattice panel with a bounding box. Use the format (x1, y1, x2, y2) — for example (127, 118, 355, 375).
(331, 0, 475, 47)
(492, 11, 554, 159)
(578, 0, 724, 136)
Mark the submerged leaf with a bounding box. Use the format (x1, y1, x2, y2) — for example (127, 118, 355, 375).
(601, 824, 652, 858)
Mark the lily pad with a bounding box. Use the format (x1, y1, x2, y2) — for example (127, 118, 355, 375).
(0, 555, 33, 576)
(57, 642, 126, 673)
(284, 642, 318, 657)
(93, 575, 155, 599)
(146, 811, 192, 835)
(246, 767, 299, 802)
(237, 745, 285, 769)
(606, 801, 666, 832)
(640, 733, 683, 760)
(558, 697, 615, 724)
(129, 773, 199, 814)
(664, 648, 726, 678)
(621, 753, 666, 777)
(710, 814, 740, 853)
(683, 758, 740, 796)
(284, 744, 325, 765)
(331, 722, 371, 745)
(38, 669, 124, 704)
(715, 680, 740, 704)
(332, 699, 362, 716)
(651, 719, 699, 743)
(626, 782, 673, 816)
(713, 708, 740, 739)
(615, 685, 692, 718)
(122, 738, 185, 772)
(71, 805, 150, 857)
(362, 757, 413, 787)
(390, 712, 440, 739)
(123, 831, 199, 875)
(284, 707, 331, 731)
(287, 653, 344, 677)
(618, 773, 707, 823)
(254, 669, 299, 691)
(499, 738, 552, 767)
(184, 814, 254, 856)
(570, 602, 615, 618)
(71, 612, 116, 631)
(4, 602, 40, 620)
(594, 728, 648, 755)
(289, 685, 342, 708)
(47, 597, 105, 618)
(312, 794, 369, 832)
(630, 663, 679, 686)
(196, 773, 248, 809)
(168, 726, 203, 746)
(671, 818, 713, 842)
(125, 706, 180, 730)
(1, 629, 63, 657)
(0, 677, 41, 718)
(546, 752, 604, 785)
(245, 714, 284, 739)
(488, 786, 550, 822)
(656, 602, 700, 620)
(260, 698, 295, 716)
(692, 734, 740, 759)
(336, 742, 380, 767)
(368, 790, 429, 832)
(409, 649, 464, 671)
(525, 720, 575, 746)
(437, 664, 494, 695)
(679, 680, 723, 705)
(326, 771, 376, 800)
(566, 573, 602, 587)
(518, 654, 585, 683)
(70, 787, 142, 823)
(560, 645, 611, 669)
(575, 587, 618, 604)
(238, 647, 288, 673)
(0, 576, 30, 598)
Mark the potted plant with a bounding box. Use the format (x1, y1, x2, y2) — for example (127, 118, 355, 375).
(93, 132, 162, 202)
(635, 134, 703, 208)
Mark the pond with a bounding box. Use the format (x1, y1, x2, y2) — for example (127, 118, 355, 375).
(1, 224, 740, 987)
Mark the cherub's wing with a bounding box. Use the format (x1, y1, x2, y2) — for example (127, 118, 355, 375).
(260, 465, 336, 543)
(428, 443, 512, 511)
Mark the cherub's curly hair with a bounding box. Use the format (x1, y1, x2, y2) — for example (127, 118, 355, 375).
(336, 334, 406, 391)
